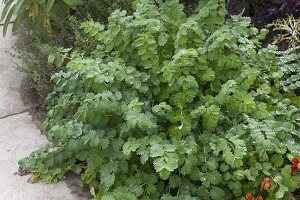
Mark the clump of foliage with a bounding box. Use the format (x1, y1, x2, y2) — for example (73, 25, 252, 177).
(75, 0, 133, 23)
(276, 46, 300, 96)
(16, 39, 71, 112)
(19, 0, 300, 199)
(14, 0, 134, 112)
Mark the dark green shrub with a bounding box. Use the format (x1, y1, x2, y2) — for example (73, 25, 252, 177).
(19, 0, 300, 199)
(16, 36, 65, 114)
(75, 0, 133, 22)
(15, 0, 134, 114)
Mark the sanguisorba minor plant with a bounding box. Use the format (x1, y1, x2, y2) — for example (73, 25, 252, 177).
(19, 0, 300, 199)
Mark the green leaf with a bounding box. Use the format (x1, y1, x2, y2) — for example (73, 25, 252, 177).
(102, 195, 115, 200)
(46, 0, 56, 11)
(270, 154, 284, 167)
(153, 153, 179, 173)
(12, 9, 28, 32)
(159, 169, 171, 180)
(150, 143, 165, 158)
(123, 138, 141, 156)
(158, 33, 168, 46)
(276, 185, 288, 199)
(210, 187, 225, 200)
(202, 105, 220, 131)
(12, 0, 25, 15)
(48, 54, 56, 64)
(2, 4, 15, 36)
(1, 0, 14, 22)
(61, 0, 83, 6)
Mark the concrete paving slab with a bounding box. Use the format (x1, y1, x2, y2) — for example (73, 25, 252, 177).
(0, 113, 89, 200)
(0, 20, 26, 117)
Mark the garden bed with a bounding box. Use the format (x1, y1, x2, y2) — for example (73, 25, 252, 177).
(1, 0, 299, 199)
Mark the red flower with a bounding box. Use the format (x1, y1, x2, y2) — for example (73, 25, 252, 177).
(291, 158, 300, 173)
(256, 196, 263, 200)
(245, 194, 254, 200)
(262, 178, 272, 190)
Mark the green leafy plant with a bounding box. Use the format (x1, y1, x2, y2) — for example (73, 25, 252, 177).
(19, 0, 300, 199)
(15, 1, 134, 120)
(74, 0, 133, 23)
(276, 46, 300, 95)
(0, 0, 83, 36)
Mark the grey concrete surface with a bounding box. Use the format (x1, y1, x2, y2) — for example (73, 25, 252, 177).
(0, 4, 90, 200)
(0, 27, 26, 117)
(0, 113, 89, 200)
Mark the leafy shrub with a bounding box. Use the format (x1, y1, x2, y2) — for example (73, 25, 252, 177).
(75, 0, 133, 23)
(19, 0, 300, 199)
(15, 0, 134, 114)
(276, 46, 300, 95)
(16, 38, 70, 112)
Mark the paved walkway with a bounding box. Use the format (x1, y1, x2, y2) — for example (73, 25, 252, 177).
(0, 5, 89, 200)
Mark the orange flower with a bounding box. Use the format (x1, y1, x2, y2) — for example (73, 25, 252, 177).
(256, 196, 263, 200)
(245, 194, 254, 200)
(291, 158, 300, 173)
(262, 178, 272, 190)
(245, 194, 263, 200)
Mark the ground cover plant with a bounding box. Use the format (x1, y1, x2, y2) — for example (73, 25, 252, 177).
(18, 0, 300, 199)
(10, 0, 133, 114)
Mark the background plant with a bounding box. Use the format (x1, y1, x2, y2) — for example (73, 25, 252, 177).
(267, 14, 300, 47)
(18, 0, 300, 199)
(13, 0, 134, 114)
(0, 0, 84, 36)
(276, 46, 300, 97)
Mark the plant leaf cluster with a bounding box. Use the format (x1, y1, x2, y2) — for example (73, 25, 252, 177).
(19, 0, 300, 199)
